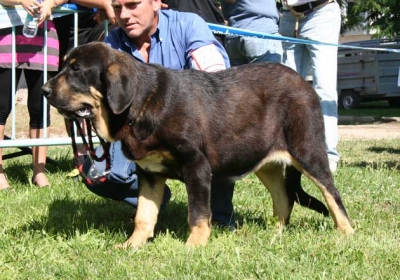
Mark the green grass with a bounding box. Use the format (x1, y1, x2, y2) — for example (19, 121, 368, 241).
(339, 101, 400, 117)
(1, 141, 400, 279)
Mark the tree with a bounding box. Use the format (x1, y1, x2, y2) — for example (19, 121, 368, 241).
(345, 0, 400, 38)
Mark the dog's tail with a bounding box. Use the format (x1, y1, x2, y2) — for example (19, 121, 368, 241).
(285, 166, 330, 217)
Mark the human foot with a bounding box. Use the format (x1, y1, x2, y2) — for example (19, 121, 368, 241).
(0, 173, 10, 190)
(32, 172, 50, 188)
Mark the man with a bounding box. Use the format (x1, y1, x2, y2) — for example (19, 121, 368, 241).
(221, 0, 282, 65)
(279, 0, 341, 172)
(81, 0, 237, 229)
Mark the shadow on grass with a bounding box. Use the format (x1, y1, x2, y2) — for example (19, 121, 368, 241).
(367, 146, 400, 155)
(7, 191, 334, 243)
(344, 160, 400, 170)
(4, 157, 74, 185)
(235, 208, 333, 233)
(9, 197, 191, 243)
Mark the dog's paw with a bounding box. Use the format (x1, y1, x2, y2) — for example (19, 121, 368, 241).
(115, 240, 144, 250)
(338, 225, 355, 235)
(185, 236, 209, 247)
(185, 229, 211, 247)
(115, 231, 153, 249)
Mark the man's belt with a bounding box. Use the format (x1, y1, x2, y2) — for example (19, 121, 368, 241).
(291, 0, 333, 16)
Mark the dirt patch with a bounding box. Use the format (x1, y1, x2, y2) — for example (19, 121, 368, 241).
(339, 118, 400, 140)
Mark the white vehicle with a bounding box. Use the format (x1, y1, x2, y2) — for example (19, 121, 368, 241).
(337, 38, 400, 109)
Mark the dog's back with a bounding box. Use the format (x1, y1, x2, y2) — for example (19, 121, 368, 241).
(156, 63, 325, 180)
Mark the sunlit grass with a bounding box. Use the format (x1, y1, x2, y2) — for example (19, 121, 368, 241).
(0, 141, 399, 279)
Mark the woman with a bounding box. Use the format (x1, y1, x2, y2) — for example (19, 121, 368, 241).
(0, 0, 65, 189)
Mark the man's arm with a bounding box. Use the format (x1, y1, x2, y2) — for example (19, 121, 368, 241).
(190, 44, 227, 72)
(183, 13, 230, 72)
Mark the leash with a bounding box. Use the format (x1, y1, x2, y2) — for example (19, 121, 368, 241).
(69, 119, 110, 185)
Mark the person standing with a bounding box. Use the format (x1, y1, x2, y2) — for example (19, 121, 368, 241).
(161, 0, 225, 44)
(0, 0, 64, 189)
(279, 0, 341, 172)
(221, 0, 282, 65)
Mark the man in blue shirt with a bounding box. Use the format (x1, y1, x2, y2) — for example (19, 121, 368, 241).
(81, 0, 237, 229)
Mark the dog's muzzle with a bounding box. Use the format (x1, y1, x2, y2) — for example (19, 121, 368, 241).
(42, 84, 52, 97)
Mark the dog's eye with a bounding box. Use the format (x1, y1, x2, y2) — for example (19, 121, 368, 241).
(70, 63, 80, 71)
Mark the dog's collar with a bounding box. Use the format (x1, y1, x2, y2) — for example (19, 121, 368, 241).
(128, 91, 156, 126)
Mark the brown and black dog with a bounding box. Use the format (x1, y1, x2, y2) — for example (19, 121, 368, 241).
(43, 42, 354, 248)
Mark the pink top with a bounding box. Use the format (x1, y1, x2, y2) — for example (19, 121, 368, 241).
(0, 21, 59, 71)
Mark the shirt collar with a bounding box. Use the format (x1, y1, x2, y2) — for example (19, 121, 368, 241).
(120, 11, 165, 62)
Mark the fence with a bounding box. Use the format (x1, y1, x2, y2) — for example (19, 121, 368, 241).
(2, 4, 398, 152)
(0, 4, 101, 151)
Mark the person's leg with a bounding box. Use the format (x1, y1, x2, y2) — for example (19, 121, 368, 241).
(300, 2, 342, 171)
(224, 36, 248, 66)
(0, 125, 9, 190)
(241, 36, 283, 64)
(279, 11, 309, 74)
(210, 180, 236, 230)
(0, 68, 22, 190)
(30, 128, 50, 187)
(25, 70, 52, 187)
(280, 5, 341, 172)
(82, 141, 171, 208)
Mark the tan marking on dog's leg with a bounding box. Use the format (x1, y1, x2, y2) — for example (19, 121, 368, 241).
(255, 164, 290, 233)
(118, 176, 167, 249)
(186, 217, 211, 247)
(303, 172, 354, 235)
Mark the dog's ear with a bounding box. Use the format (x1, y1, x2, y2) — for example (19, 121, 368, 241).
(105, 62, 136, 115)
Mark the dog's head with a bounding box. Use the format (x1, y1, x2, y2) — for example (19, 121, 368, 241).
(42, 42, 144, 141)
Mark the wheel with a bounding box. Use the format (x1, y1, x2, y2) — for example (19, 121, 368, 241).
(339, 90, 360, 110)
(388, 98, 400, 108)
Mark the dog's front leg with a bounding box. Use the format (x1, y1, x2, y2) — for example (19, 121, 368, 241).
(183, 159, 212, 247)
(119, 173, 167, 249)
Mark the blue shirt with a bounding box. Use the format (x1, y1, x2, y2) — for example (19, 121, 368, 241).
(221, 0, 279, 34)
(105, 9, 230, 70)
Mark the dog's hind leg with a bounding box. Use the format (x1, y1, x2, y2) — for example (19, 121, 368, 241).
(300, 162, 354, 235)
(307, 173, 354, 235)
(255, 164, 291, 232)
(285, 166, 329, 217)
(119, 173, 167, 249)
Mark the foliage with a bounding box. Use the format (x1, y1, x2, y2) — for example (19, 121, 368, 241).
(345, 0, 400, 38)
(277, 0, 400, 38)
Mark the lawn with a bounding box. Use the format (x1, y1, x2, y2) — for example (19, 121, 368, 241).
(0, 139, 399, 279)
(339, 101, 400, 118)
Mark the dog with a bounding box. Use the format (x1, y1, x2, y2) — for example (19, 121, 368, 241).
(43, 42, 354, 248)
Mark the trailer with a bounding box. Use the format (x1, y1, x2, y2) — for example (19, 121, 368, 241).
(337, 38, 400, 109)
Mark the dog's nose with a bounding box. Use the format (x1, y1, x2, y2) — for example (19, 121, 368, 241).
(42, 84, 51, 97)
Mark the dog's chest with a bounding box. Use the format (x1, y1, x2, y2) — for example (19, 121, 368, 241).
(135, 151, 180, 178)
